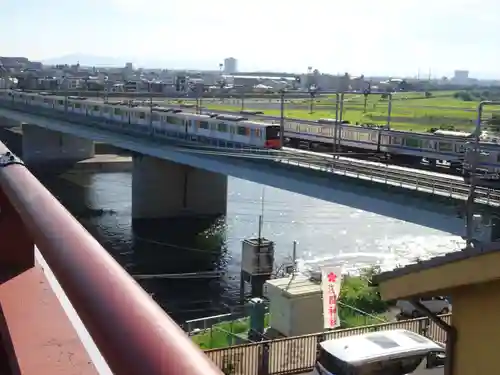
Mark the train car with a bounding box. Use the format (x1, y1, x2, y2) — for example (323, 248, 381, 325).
(7, 91, 497, 172)
(186, 114, 280, 149)
(284, 120, 382, 152)
(380, 129, 468, 164)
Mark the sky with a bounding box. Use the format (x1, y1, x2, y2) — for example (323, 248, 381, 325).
(0, 0, 498, 78)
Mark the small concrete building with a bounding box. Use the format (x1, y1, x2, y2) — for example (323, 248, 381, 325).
(264, 276, 323, 337)
(374, 243, 500, 375)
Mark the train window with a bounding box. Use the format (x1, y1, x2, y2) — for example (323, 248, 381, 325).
(75, 103, 81, 109)
(405, 137, 421, 148)
(255, 129, 261, 137)
(265, 126, 280, 140)
(166, 116, 183, 125)
(439, 142, 452, 151)
(93, 105, 100, 111)
(199, 121, 209, 129)
(422, 140, 436, 150)
(391, 136, 402, 145)
(217, 123, 228, 132)
(497, 154, 500, 163)
(58, 100, 64, 105)
(237, 126, 247, 136)
(114, 108, 121, 115)
(139, 112, 146, 119)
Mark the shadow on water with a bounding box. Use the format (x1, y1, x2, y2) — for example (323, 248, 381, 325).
(32, 167, 466, 322)
(37, 173, 233, 322)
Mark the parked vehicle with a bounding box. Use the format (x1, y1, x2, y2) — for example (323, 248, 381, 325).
(313, 329, 444, 375)
(397, 297, 451, 318)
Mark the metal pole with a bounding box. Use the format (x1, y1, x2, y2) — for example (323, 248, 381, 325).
(149, 82, 153, 135)
(465, 102, 485, 246)
(339, 93, 345, 125)
(0, 141, 223, 375)
(199, 84, 201, 114)
(292, 241, 297, 271)
(333, 93, 340, 157)
(280, 90, 285, 147)
(309, 91, 314, 114)
(387, 93, 393, 129)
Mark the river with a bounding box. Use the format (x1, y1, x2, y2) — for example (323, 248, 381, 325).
(39, 171, 465, 323)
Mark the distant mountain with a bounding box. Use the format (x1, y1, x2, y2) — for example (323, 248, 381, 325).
(42, 53, 223, 71)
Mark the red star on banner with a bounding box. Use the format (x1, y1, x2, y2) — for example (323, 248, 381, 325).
(328, 272, 337, 283)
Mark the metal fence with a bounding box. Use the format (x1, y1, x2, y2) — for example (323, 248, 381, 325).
(205, 314, 451, 375)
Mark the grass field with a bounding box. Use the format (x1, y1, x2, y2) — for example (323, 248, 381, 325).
(184, 91, 500, 133)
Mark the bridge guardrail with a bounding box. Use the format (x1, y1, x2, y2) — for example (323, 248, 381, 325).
(0, 140, 222, 375)
(273, 156, 500, 205)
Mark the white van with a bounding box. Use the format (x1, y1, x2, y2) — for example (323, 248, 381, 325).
(313, 329, 444, 375)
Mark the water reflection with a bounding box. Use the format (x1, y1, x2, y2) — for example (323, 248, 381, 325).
(37, 171, 465, 322)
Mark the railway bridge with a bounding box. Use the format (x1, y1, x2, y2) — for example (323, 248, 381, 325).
(0, 100, 499, 236)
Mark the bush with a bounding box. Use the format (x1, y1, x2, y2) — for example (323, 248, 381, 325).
(339, 266, 388, 317)
(454, 91, 473, 101)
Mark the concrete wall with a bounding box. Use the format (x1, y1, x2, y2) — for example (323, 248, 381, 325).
(452, 280, 500, 375)
(22, 124, 94, 168)
(132, 154, 227, 219)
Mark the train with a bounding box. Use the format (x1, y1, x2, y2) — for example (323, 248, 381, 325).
(2, 90, 500, 178)
(0, 90, 282, 149)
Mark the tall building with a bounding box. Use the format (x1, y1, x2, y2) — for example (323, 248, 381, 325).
(223, 57, 237, 74)
(453, 70, 469, 85)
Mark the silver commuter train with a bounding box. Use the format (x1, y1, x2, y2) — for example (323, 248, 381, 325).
(284, 117, 500, 175)
(3, 90, 500, 176)
(1, 90, 282, 149)
(284, 119, 470, 164)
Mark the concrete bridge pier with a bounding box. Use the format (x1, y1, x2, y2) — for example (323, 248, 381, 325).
(22, 124, 95, 169)
(131, 154, 227, 221)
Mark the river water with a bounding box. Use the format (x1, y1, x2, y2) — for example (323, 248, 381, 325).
(39, 171, 465, 323)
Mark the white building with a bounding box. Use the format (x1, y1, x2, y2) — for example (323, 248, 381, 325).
(223, 57, 237, 74)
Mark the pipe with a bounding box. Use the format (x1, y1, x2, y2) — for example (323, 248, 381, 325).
(410, 300, 456, 375)
(0, 142, 222, 375)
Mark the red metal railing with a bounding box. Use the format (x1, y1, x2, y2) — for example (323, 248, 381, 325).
(0, 141, 222, 375)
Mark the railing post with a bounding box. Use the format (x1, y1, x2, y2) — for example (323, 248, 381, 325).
(0, 186, 34, 274)
(258, 341, 269, 375)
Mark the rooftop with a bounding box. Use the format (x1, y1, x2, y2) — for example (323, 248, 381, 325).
(320, 329, 443, 365)
(373, 242, 500, 285)
(265, 275, 320, 298)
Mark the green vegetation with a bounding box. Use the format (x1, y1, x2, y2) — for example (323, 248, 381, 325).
(184, 90, 500, 133)
(192, 267, 387, 349)
(191, 314, 271, 349)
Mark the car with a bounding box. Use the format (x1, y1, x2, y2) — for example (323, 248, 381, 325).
(313, 329, 445, 375)
(397, 297, 451, 318)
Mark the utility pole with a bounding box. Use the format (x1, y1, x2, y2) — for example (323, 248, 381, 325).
(149, 81, 153, 136)
(333, 93, 340, 157)
(279, 89, 285, 147)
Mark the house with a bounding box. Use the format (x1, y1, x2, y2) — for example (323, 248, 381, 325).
(373, 242, 500, 375)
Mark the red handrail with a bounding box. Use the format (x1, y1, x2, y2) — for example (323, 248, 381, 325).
(0, 142, 222, 375)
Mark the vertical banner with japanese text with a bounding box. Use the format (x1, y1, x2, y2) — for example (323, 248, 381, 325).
(321, 266, 342, 329)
